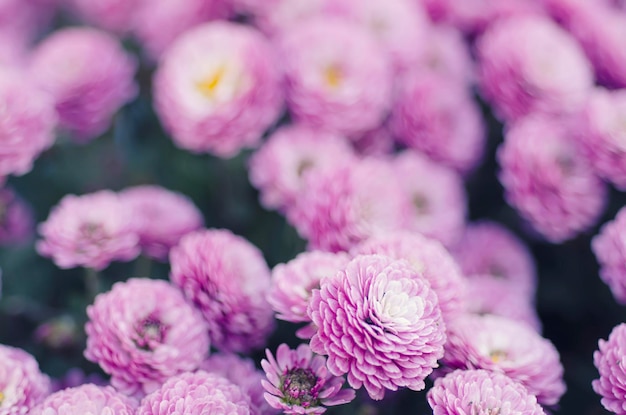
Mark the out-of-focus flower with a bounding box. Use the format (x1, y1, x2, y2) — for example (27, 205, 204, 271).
(30, 384, 136, 415)
(267, 250, 351, 324)
(137, 371, 250, 415)
(452, 221, 537, 298)
(349, 125, 395, 158)
(427, 369, 546, 415)
(352, 232, 467, 325)
(37, 190, 140, 271)
(498, 114, 607, 243)
(0, 68, 57, 179)
(50, 368, 107, 392)
(0, 0, 57, 45)
(200, 353, 278, 415)
(476, 15, 593, 122)
(29, 27, 137, 143)
(278, 18, 393, 137)
(308, 254, 446, 400)
(392, 151, 467, 247)
(287, 158, 411, 253)
(153, 22, 283, 158)
(84, 278, 210, 397)
(0, 187, 34, 246)
(592, 207, 626, 304)
(34, 315, 80, 350)
(593, 323, 626, 414)
(261, 343, 355, 414)
(246, 0, 334, 37)
(0, 344, 50, 414)
(64, 0, 141, 34)
(390, 71, 485, 174)
(248, 125, 356, 212)
(169, 229, 275, 352)
(120, 185, 204, 261)
(443, 314, 566, 407)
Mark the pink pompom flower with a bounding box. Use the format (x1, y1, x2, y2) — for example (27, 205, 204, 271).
(443, 314, 566, 407)
(498, 114, 607, 243)
(153, 21, 283, 158)
(29, 27, 137, 142)
(261, 343, 355, 414)
(0, 344, 51, 414)
(0, 187, 34, 246)
(476, 15, 593, 122)
(120, 185, 204, 261)
(169, 229, 275, 352)
(30, 384, 136, 415)
(84, 278, 210, 397)
(308, 254, 446, 400)
(593, 323, 626, 414)
(64, 0, 141, 34)
(278, 17, 393, 137)
(136, 371, 251, 415)
(428, 369, 546, 415)
(37, 190, 140, 271)
(246, 0, 335, 37)
(592, 206, 626, 304)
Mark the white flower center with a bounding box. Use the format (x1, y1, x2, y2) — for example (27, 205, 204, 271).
(374, 280, 424, 327)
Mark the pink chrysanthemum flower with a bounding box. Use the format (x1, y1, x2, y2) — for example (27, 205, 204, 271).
(350, 125, 395, 157)
(476, 15, 593, 122)
(268, 250, 351, 324)
(84, 278, 210, 397)
(37, 190, 140, 271)
(309, 254, 446, 400)
(0, 68, 56, 179)
(137, 371, 250, 415)
(169, 229, 275, 352)
(287, 157, 411, 253)
(0, 0, 57, 44)
(29, 27, 137, 143)
(452, 221, 537, 298)
(278, 18, 393, 137)
(246, 0, 334, 37)
(153, 21, 283, 158)
(120, 185, 204, 261)
(261, 343, 355, 414)
(593, 323, 626, 414)
(352, 232, 467, 324)
(390, 71, 485, 174)
(498, 114, 607, 243)
(393, 151, 467, 247)
(0, 187, 34, 246)
(200, 353, 278, 415)
(428, 369, 546, 415)
(64, 0, 140, 34)
(248, 124, 356, 212)
(0, 344, 50, 414)
(30, 384, 136, 415)
(443, 314, 566, 407)
(592, 207, 626, 304)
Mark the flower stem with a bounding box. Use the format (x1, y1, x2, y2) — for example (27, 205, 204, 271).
(84, 268, 100, 301)
(134, 254, 153, 278)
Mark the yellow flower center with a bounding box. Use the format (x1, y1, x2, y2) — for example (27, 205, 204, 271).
(324, 65, 343, 88)
(0, 391, 4, 405)
(196, 67, 226, 98)
(489, 349, 508, 363)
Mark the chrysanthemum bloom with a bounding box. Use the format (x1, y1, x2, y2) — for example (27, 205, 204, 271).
(578, 88, 626, 190)
(0, 187, 34, 246)
(443, 314, 566, 406)
(137, 371, 250, 415)
(390, 71, 485, 174)
(119, 185, 204, 261)
(349, 125, 395, 157)
(268, 251, 351, 324)
(37, 190, 140, 270)
(287, 157, 411, 253)
(248, 124, 356, 212)
(392, 151, 467, 247)
(0, 0, 57, 44)
(592, 207, 626, 304)
(278, 18, 393, 137)
(593, 323, 626, 414)
(64, 0, 140, 34)
(0, 68, 56, 179)
(85, 278, 210, 397)
(200, 353, 277, 415)
(153, 22, 283, 158)
(476, 15, 593, 122)
(132, 0, 233, 61)
(309, 254, 446, 400)
(169, 229, 275, 352)
(428, 369, 546, 415)
(262, 343, 355, 414)
(498, 114, 607, 243)
(30, 384, 136, 415)
(352, 232, 467, 325)
(0, 344, 50, 414)
(29, 27, 137, 142)
(451, 221, 537, 298)
(245, 0, 334, 37)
